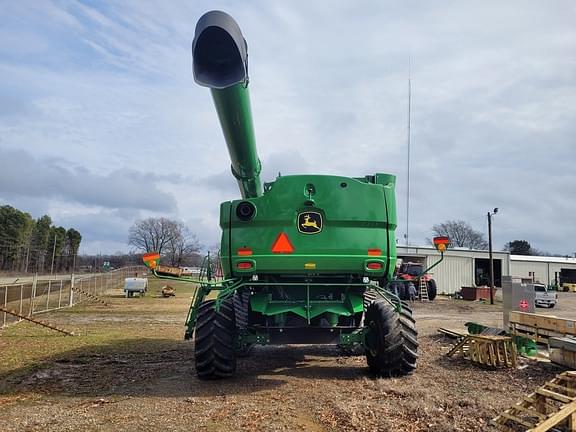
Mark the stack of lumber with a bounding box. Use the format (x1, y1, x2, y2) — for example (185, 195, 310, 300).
(509, 312, 576, 345)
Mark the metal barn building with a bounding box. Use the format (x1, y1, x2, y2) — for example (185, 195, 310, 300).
(396, 246, 510, 295)
(509, 255, 576, 286)
(396, 246, 576, 295)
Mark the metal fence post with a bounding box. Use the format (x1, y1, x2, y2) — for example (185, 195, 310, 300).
(46, 280, 51, 310)
(69, 274, 75, 307)
(19, 284, 23, 317)
(3, 287, 7, 327)
(58, 280, 63, 308)
(30, 274, 37, 316)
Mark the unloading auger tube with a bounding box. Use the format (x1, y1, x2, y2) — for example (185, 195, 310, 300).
(192, 10, 262, 199)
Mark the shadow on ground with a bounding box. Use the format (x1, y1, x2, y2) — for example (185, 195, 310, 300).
(0, 339, 369, 399)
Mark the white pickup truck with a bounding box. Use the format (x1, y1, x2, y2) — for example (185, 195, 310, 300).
(534, 283, 557, 308)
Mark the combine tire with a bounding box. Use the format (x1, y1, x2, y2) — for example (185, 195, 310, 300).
(427, 279, 438, 301)
(397, 282, 409, 301)
(364, 300, 418, 377)
(234, 290, 254, 356)
(363, 288, 378, 311)
(194, 298, 237, 379)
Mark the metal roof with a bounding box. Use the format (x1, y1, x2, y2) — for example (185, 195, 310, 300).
(510, 255, 576, 264)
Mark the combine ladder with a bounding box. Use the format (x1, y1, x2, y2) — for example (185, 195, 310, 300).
(419, 278, 429, 301)
(492, 371, 576, 431)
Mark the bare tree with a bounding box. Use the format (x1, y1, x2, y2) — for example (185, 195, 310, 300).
(128, 217, 179, 255)
(430, 220, 488, 250)
(128, 218, 201, 266)
(165, 223, 201, 266)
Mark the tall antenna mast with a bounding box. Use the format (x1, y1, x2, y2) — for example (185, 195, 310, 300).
(405, 58, 412, 246)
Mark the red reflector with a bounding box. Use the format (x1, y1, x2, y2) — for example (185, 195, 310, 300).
(367, 248, 381, 256)
(237, 262, 253, 270)
(271, 232, 294, 253)
(433, 236, 450, 246)
(237, 248, 252, 256)
(367, 262, 382, 270)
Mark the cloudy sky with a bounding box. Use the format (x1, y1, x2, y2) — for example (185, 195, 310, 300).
(0, 1, 575, 255)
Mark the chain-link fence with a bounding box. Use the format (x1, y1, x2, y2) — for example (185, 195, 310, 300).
(0, 266, 147, 328)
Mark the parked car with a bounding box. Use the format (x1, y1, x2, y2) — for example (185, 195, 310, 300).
(534, 283, 557, 308)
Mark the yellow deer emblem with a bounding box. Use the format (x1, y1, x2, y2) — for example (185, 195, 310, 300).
(298, 211, 322, 234)
(301, 214, 318, 229)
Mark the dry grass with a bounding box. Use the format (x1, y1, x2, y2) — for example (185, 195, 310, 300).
(0, 283, 574, 431)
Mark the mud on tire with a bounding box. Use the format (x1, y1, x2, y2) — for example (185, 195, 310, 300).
(364, 300, 418, 377)
(194, 298, 237, 379)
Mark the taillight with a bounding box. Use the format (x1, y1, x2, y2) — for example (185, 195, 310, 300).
(367, 262, 383, 270)
(237, 262, 253, 270)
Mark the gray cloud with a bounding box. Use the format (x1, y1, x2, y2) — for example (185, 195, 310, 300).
(0, 148, 176, 212)
(0, 1, 575, 255)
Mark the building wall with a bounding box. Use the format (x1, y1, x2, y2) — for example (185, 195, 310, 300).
(510, 259, 576, 285)
(396, 246, 510, 295)
(509, 261, 548, 283)
(426, 255, 473, 295)
(396, 246, 576, 295)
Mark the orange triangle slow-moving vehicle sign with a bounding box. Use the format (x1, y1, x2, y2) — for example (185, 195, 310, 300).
(271, 232, 294, 254)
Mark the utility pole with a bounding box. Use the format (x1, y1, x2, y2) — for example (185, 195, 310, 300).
(487, 208, 498, 305)
(405, 58, 412, 246)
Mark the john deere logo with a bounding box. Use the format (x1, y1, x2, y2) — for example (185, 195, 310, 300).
(298, 212, 322, 234)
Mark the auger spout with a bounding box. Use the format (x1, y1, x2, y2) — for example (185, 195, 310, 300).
(192, 10, 262, 198)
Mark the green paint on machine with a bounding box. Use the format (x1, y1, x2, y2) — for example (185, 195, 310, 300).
(144, 10, 450, 380)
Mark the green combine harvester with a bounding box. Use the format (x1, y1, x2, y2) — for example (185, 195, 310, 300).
(144, 10, 448, 379)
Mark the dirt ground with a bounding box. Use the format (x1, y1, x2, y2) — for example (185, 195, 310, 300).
(0, 282, 574, 432)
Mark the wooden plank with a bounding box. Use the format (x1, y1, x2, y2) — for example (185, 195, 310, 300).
(529, 401, 576, 432)
(510, 404, 547, 421)
(437, 328, 465, 339)
(536, 388, 575, 403)
(446, 337, 468, 357)
(546, 381, 576, 396)
(510, 312, 576, 336)
(499, 412, 536, 429)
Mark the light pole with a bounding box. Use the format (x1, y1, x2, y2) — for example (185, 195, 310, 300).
(487, 208, 498, 305)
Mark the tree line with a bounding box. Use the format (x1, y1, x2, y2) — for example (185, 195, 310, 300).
(0, 205, 82, 273)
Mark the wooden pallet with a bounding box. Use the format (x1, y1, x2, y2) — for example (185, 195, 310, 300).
(492, 371, 576, 431)
(446, 334, 517, 368)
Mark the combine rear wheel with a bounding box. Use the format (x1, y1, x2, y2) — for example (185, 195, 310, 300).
(194, 298, 237, 379)
(364, 300, 418, 377)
